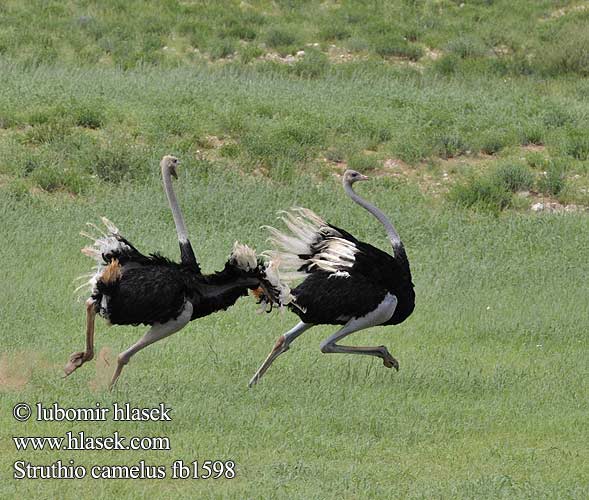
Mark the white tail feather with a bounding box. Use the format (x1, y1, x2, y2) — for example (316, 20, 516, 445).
(264, 207, 358, 283)
(262, 260, 301, 311)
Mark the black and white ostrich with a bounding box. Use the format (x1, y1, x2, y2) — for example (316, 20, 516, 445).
(249, 169, 415, 386)
(65, 155, 290, 388)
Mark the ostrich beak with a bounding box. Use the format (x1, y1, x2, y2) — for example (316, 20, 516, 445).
(170, 161, 180, 179)
(359, 174, 369, 181)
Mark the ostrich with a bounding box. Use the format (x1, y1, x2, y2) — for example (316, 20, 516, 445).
(248, 169, 415, 387)
(65, 155, 290, 388)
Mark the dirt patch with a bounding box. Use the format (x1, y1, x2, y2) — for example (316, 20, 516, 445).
(0, 351, 54, 391)
(326, 45, 369, 63)
(424, 47, 443, 60)
(202, 135, 233, 149)
(261, 51, 304, 64)
(88, 347, 114, 393)
(521, 144, 546, 153)
(546, 3, 589, 19)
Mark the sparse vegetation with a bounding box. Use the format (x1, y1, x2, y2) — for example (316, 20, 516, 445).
(538, 160, 568, 196)
(448, 174, 513, 212)
(492, 162, 535, 193)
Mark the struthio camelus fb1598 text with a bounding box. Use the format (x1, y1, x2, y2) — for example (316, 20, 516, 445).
(249, 170, 415, 386)
(65, 155, 289, 388)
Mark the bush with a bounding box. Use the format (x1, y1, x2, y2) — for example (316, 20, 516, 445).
(526, 152, 548, 170)
(446, 35, 487, 59)
(479, 129, 513, 155)
(372, 34, 423, 61)
(448, 176, 512, 212)
(22, 122, 70, 145)
(492, 162, 534, 192)
(92, 145, 145, 183)
(239, 44, 264, 64)
(347, 154, 379, 172)
(542, 27, 589, 76)
(208, 38, 236, 60)
(346, 37, 369, 53)
(242, 121, 324, 165)
(432, 54, 461, 76)
(30, 164, 63, 192)
(434, 133, 468, 159)
(73, 105, 105, 129)
(561, 129, 589, 160)
(219, 143, 240, 159)
(291, 49, 329, 78)
(325, 147, 345, 163)
(538, 161, 567, 196)
(318, 23, 351, 41)
(265, 28, 298, 49)
(5, 178, 30, 200)
(521, 123, 544, 146)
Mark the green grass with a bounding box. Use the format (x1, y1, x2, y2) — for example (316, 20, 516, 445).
(2, 1, 589, 497)
(1, 61, 589, 201)
(2, 175, 589, 498)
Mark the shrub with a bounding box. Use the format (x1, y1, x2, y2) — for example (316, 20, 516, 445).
(346, 37, 369, 52)
(325, 147, 345, 163)
(265, 28, 298, 49)
(221, 24, 257, 41)
(542, 27, 589, 76)
(492, 162, 534, 192)
(521, 123, 544, 146)
(561, 129, 589, 160)
(73, 105, 105, 129)
(432, 54, 460, 75)
(239, 44, 264, 64)
(92, 145, 144, 183)
(446, 35, 487, 59)
(219, 143, 240, 159)
(372, 34, 423, 61)
(30, 164, 63, 192)
(479, 129, 512, 155)
(318, 23, 351, 42)
(208, 38, 236, 60)
(22, 122, 70, 145)
(525, 152, 548, 170)
(434, 133, 468, 159)
(347, 154, 379, 172)
(538, 161, 567, 196)
(5, 179, 30, 200)
(448, 176, 512, 212)
(242, 121, 323, 165)
(291, 49, 329, 78)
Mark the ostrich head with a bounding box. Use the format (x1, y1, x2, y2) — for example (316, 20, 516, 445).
(343, 169, 369, 185)
(161, 155, 180, 179)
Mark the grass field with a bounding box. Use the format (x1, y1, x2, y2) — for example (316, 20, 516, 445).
(1, 1, 589, 498)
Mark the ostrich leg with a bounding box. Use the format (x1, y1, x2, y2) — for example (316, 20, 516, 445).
(109, 302, 193, 390)
(319, 294, 400, 370)
(248, 322, 314, 387)
(64, 298, 96, 376)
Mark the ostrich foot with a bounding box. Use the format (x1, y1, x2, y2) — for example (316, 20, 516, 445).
(64, 351, 93, 376)
(381, 347, 399, 371)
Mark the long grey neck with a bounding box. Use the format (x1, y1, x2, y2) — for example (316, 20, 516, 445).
(344, 181, 403, 254)
(161, 166, 189, 245)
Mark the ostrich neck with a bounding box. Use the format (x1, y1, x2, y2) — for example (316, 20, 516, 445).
(161, 166, 199, 272)
(161, 167, 189, 244)
(344, 181, 402, 254)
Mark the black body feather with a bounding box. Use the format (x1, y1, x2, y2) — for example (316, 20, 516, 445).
(92, 242, 262, 327)
(287, 223, 414, 326)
